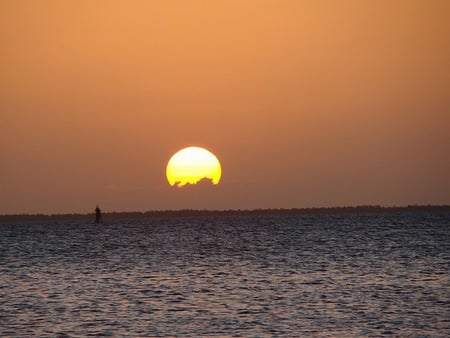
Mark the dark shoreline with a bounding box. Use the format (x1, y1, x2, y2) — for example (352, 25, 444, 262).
(1, 205, 449, 223)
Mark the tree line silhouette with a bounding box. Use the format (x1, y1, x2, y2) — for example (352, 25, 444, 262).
(1, 205, 449, 223)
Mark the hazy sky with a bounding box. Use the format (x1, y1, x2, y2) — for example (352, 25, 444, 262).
(1, 1, 449, 214)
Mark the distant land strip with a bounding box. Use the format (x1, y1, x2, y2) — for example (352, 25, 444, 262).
(1, 205, 449, 222)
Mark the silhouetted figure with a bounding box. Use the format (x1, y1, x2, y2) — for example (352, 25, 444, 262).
(95, 205, 103, 224)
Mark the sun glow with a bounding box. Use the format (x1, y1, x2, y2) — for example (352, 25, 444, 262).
(166, 147, 222, 187)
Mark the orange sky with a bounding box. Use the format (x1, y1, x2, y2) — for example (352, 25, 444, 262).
(1, 1, 449, 214)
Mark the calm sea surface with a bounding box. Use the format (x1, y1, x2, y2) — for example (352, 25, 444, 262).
(1, 213, 449, 337)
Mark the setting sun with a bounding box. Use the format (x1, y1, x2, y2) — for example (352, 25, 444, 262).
(166, 147, 222, 187)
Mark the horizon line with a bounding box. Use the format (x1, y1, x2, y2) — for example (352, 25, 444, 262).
(1, 204, 449, 218)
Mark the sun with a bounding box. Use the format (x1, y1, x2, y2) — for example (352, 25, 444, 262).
(166, 146, 222, 187)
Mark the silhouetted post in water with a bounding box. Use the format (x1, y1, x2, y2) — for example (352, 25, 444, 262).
(95, 205, 102, 224)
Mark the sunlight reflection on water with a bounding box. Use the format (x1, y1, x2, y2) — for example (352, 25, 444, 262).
(1, 213, 449, 336)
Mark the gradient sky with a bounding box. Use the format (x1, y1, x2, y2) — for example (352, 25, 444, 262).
(1, 1, 449, 214)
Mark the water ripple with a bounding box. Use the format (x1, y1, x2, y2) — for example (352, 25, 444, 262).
(0, 213, 449, 336)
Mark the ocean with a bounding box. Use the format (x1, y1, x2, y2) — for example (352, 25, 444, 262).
(1, 212, 449, 337)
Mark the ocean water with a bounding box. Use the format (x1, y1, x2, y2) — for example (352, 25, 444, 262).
(0, 212, 449, 337)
